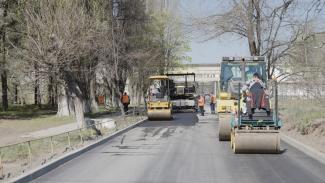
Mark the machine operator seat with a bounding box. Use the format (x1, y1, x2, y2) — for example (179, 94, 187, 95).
(246, 82, 271, 120)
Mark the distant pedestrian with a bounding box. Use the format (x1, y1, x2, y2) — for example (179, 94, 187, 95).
(210, 92, 216, 114)
(198, 95, 205, 116)
(121, 92, 130, 113)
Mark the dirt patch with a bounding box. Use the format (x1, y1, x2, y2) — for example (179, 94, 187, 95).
(281, 121, 325, 153)
(280, 99, 325, 154)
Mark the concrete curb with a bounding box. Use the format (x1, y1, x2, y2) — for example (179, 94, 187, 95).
(10, 118, 148, 183)
(281, 133, 325, 165)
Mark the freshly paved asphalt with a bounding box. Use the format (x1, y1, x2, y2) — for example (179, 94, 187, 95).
(32, 112, 325, 183)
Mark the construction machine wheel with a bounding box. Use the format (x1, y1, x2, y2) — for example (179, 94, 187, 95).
(218, 114, 232, 141)
(148, 109, 172, 120)
(232, 129, 280, 154)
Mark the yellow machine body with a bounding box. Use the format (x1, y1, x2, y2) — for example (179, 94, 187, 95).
(147, 75, 172, 120)
(217, 91, 238, 141)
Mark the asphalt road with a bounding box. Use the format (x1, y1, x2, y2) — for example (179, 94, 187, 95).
(32, 112, 325, 183)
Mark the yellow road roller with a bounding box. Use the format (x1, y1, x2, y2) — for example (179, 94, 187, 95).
(217, 90, 237, 141)
(147, 76, 173, 120)
(217, 57, 242, 141)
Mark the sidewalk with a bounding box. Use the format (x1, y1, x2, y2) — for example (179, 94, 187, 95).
(23, 117, 116, 139)
(22, 123, 79, 139)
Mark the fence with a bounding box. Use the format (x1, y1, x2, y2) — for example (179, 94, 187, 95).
(0, 111, 146, 183)
(278, 82, 325, 100)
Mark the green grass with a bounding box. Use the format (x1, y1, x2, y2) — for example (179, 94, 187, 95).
(279, 98, 325, 135)
(0, 104, 57, 119)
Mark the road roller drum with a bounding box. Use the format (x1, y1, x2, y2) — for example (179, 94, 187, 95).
(232, 129, 280, 154)
(147, 109, 172, 120)
(218, 114, 232, 141)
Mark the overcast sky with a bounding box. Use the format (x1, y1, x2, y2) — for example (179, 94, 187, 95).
(178, 0, 325, 64)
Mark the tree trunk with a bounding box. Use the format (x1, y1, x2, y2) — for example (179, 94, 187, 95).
(57, 85, 74, 116)
(14, 83, 18, 104)
(54, 83, 58, 106)
(89, 77, 99, 113)
(73, 96, 85, 128)
(111, 89, 118, 108)
(83, 99, 91, 113)
(105, 87, 112, 108)
(48, 75, 55, 107)
(246, 0, 258, 56)
(1, 1, 8, 111)
(18, 85, 25, 106)
(34, 64, 41, 107)
(137, 87, 142, 107)
(1, 72, 8, 111)
(115, 92, 124, 114)
(64, 71, 86, 127)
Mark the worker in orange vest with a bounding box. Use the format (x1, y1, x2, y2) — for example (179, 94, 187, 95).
(210, 92, 216, 114)
(198, 95, 205, 116)
(121, 92, 130, 113)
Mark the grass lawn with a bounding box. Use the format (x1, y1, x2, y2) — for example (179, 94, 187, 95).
(0, 105, 57, 119)
(0, 105, 75, 146)
(0, 104, 121, 146)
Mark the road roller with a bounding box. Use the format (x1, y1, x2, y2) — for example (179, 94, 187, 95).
(217, 57, 243, 141)
(230, 95, 282, 153)
(217, 89, 236, 141)
(225, 56, 282, 154)
(147, 75, 173, 120)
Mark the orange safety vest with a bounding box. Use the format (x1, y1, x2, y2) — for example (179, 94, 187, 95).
(210, 95, 216, 104)
(198, 96, 205, 107)
(121, 95, 130, 104)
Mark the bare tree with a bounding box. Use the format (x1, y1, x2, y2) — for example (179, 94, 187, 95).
(194, 0, 304, 79)
(22, 0, 111, 127)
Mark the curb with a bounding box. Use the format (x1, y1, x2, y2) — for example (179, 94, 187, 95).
(281, 133, 325, 165)
(10, 118, 148, 183)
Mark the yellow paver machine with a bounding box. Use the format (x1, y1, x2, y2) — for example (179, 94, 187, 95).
(147, 76, 173, 120)
(217, 56, 281, 153)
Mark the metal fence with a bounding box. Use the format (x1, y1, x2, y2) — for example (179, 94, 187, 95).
(278, 82, 325, 100)
(0, 111, 146, 183)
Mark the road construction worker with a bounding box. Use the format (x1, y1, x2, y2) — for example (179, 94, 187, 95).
(121, 92, 130, 113)
(210, 92, 216, 114)
(242, 73, 270, 119)
(198, 95, 205, 116)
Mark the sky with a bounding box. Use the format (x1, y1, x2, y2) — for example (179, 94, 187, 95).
(179, 0, 249, 64)
(177, 0, 325, 64)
